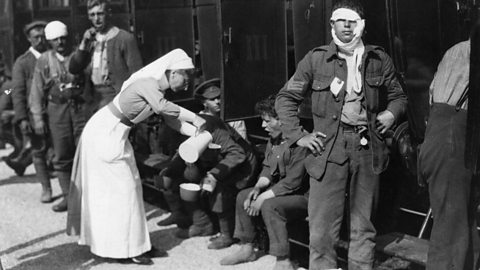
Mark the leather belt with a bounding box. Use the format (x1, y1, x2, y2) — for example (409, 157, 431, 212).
(340, 122, 367, 134)
(107, 102, 134, 127)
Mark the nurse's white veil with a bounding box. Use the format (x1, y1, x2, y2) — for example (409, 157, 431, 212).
(121, 48, 194, 91)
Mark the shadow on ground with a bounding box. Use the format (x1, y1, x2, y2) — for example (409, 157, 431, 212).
(8, 243, 107, 270)
(150, 227, 184, 252)
(0, 174, 38, 187)
(6, 227, 184, 270)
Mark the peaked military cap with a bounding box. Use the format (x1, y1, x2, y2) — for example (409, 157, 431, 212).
(23, 20, 47, 36)
(194, 78, 221, 100)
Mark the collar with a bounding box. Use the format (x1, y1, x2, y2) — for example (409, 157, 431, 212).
(270, 133, 284, 145)
(158, 74, 169, 91)
(96, 26, 119, 42)
(325, 41, 381, 61)
(29, 47, 42, 59)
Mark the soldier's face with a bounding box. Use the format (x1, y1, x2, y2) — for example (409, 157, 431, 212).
(203, 96, 221, 115)
(48, 36, 68, 54)
(261, 114, 282, 138)
(88, 4, 108, 32)
(331, 18, 358, 43)
(27, 27, 47, 53)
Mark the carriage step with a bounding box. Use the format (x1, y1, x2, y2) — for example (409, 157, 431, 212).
(375, 232, 428, 266)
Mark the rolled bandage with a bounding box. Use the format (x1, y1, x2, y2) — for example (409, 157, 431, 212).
(179, 131, 213, 163)
(330, 8, 361, 22)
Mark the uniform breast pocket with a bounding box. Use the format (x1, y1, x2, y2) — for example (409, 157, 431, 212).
(365, 75, 384, 112)
(311, 77, 333, 117)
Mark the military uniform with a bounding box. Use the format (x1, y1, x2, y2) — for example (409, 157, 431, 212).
(276, 41, 407, 270)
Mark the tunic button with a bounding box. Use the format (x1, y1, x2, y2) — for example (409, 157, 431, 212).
(335, 97, 340, 102)
(332, 115, 338, 120)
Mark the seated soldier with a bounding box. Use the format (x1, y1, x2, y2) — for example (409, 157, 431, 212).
(220, 95, 309, 270)
(157, 113, 259, 250)
(194, 78, 247, 139)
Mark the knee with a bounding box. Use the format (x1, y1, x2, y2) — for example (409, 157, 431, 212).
(260, 199, 276, 215)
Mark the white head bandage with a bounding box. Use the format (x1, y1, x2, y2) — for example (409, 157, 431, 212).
(44, 21, 68, 40)
(330, 8, 365, 94)
(331, 8, 361, 23)
(330, 8, 365, 51)
(121, 48, 194, 91)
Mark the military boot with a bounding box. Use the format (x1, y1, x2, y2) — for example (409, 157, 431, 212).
(33, 157, 52, 203)
(177, 202, 214, 238)
(52, 171, 70, 212)
(157, 190, 190, 227)
(208, 212, 235, 249)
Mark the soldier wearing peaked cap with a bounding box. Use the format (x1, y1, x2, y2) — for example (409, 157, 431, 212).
(10, 20, 51, 199)
(194, 78, 247, 140)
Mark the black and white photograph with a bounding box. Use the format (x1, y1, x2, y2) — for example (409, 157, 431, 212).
(0, 0, 479, 269)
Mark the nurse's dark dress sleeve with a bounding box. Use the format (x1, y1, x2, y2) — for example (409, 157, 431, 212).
(136, 80, 181, 117)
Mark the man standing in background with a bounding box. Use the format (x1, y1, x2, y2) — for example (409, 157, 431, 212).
(69, 0, 142, 115)
(10, 20, 52, 202)
(30, 21, 87, 213)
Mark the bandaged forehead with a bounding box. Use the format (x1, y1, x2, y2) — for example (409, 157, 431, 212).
(331, 8, 361, 22)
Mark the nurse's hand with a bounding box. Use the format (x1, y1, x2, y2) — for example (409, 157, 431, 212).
(193, 115, 206, 135)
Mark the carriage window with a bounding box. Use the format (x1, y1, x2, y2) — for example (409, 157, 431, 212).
(39, 0, 70, 9)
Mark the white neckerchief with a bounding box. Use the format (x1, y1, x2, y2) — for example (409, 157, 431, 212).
(331, 8, 365, 94)
(29, 47, 42, 59)
(54, 52, 65, 62)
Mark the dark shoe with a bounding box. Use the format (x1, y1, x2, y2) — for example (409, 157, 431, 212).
(220, 243, 256, 265)
(175, 228, 190, 239)
(52, 198, 68, 212)
(188, 222, 215, 238)
(207, 233, 235, 250)
(145, 246, 168, 258)
(131, 255, 153, 265)
(5, 158, 26, 176)
(40, 188, 53, 203)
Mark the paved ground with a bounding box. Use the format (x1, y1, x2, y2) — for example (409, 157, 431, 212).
(0, 145, 301, 270)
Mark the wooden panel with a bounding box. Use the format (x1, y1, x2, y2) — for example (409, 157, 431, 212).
(196, 1, 221, 79)
(221, 0, 287, 120)
(135, 1, 195, 101)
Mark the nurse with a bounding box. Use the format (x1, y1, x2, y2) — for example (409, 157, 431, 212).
(66, 49, 205, 265)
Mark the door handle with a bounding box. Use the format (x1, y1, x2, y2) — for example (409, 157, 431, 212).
(223, 27, 232, 44)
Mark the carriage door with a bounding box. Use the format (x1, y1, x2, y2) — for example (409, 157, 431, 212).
(219, 0, 287, 120)
(388, 0, 467, 144)
(134, 0, 195, 100)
